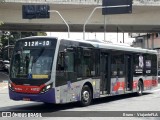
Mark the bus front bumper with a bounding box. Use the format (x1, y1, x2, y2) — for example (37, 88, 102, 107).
(9, 88, 55, 103)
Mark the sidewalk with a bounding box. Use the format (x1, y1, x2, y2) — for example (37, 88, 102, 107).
(0, 71, 9, 83)
(0, 81, 8, 89)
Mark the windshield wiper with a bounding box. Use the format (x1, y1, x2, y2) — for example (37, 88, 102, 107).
(33, 47, 45, 63)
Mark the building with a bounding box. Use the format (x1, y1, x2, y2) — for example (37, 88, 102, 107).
(131, 33, 160, 68)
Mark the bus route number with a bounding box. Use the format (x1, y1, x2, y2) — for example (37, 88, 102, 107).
(24, 41, 50, 47)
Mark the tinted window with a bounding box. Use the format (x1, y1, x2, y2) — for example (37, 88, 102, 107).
(111, 52, 124, 77)
(10, 38, 57, 80)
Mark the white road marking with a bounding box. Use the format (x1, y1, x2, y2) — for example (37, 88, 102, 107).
(0, 81, 8, 91)
(0, 86, 8, 91)
(151, 88, 160, 92)
(2, 80, 8, 83)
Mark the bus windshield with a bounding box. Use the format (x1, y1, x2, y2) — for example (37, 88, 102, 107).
(10, 38, 57, 80)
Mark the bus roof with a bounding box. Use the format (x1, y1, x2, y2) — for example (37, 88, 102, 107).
(17, 36, 157, 54)
(61, 38, 157, 54)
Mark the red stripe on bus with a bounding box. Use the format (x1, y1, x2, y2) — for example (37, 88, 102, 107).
(152, 79, 158, 87)
(143, 80, 152, 87)
(133, 81, 138, 89)
(113, 79, 158, 92)
(143, 79, 158, 87)
(113, 82, 125, 91)
(11, 83, 45, 94)
(132, 79, 158, 88)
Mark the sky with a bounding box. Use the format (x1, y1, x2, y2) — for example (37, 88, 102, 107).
(47, 32, 135, 45)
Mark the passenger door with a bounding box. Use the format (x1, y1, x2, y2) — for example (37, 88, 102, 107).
(100, 52, 111, 94)
(125, 54, 133, 91)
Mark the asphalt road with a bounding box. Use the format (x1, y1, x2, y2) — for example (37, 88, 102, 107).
(1, 88, 160, 120)
(0, 72, 160, 120)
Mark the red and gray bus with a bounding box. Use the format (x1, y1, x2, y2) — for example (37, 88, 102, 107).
(9, 36, 158, 106)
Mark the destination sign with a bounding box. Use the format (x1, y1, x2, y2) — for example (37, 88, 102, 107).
(24, 41, 51, 47)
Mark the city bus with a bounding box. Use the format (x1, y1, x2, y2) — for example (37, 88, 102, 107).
(9, 36, 158, 106)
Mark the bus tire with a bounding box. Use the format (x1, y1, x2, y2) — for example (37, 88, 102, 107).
(137, 81, 143, 96)
(80, 85, 92, 107)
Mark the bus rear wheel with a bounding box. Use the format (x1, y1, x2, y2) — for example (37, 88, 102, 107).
(137, 81, 143, 96)
(80, 85, 92, 107)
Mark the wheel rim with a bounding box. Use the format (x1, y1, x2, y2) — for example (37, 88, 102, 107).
(82, 90, 90, 102)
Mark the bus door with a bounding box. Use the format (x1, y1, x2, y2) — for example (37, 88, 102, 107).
(100, 52, 111, 94)
(125, 54, 133, 91)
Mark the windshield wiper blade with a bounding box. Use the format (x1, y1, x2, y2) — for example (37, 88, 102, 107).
(33, 47, 45, 63)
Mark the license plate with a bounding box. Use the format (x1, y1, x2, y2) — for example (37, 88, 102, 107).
(23, 98, 31, 101)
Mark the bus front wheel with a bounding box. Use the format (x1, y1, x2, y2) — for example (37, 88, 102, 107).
(80, 85, 92, 107)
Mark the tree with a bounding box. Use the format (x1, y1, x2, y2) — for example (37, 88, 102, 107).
(0, 31, 47, 60)
(37, 32, 47, 36)
(21, 32, 37, 38)
(0, 21, 3, 25)
(1, 31, 15, 47)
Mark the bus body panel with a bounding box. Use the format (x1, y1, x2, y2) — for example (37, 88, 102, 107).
(54, 78, 100, 104)
(9, 36, 158, 105)
(133, 76, 158, 91)
(51, 38, 61, 89)
(110, 77, 125, 95)
(9, 88, 55, 103)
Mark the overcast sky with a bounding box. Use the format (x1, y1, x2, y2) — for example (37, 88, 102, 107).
(47, 32, 135, 45)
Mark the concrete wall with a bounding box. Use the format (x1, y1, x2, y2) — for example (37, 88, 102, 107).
(132, 33, 160, 49)
(1, 0, 160, 32)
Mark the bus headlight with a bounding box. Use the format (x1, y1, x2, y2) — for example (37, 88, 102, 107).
(41, 83, 53, 93)
(46, 85, 51, 89)
(8, 82, 14, 91)
(9, 83, 11, 88)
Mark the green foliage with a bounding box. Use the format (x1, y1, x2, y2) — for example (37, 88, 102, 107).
(1, 31, 15, 47)
(20, 32, 37, 38)
(37, 32, 47, 36)
(0, 31, 47, 60)
(0, 21, 3, 25)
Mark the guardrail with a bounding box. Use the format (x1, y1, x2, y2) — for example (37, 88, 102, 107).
(0, 0, 102, 5)
(1, 0, 160, 6)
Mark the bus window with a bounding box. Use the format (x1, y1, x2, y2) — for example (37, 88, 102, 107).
(11, 48, 54, 79)
(144, 54, 152, 75)
(111, 53, 124, 77)
(76, 48, 96, 77)
(134, 54, 143, 75)
(56, 48, 74, 72)
(57, 52, 65, 71)
(25, 55, 29, 74)
(152, 54, 157, 76)
(64, 49, 74, 72)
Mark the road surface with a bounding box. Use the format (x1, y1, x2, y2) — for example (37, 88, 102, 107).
(0, 72, 160, 120)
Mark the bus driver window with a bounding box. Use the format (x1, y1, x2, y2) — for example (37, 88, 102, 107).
(57, 48, 74, 72)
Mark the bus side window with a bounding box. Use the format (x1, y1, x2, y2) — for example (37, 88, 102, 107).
(64, 50, 74, 72)
(152, 54, 157, 76)
(57, 52, 65, 71)
(78, 48, 96, 77)
(111, 53, 124, 77)
(57, 48, 74, 72)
